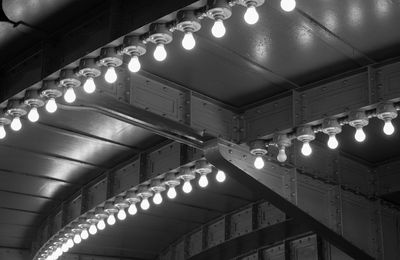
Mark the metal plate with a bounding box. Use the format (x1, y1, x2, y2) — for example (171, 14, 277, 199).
(290, 235, 318, 260)
(229, 206, 253, 239)
(262, 244, 285, 260)
(206, 218, 225, 248)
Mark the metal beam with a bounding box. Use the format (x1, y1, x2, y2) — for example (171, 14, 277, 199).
(204, 139, 374, 260)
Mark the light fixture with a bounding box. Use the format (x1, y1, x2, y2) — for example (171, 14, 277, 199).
(122, 36, 147, 73)
(280, 0, 296, 12)
(0, 112, 11, 139)
(85, 212, 99, 235)
(7, 100, 27, 132)
(40, 80, 63, 113)
(249, 140, 267, 169)
(163, 172, 180, 199)
(296, 126, 315, 156)
(77, 217, 90, 240)
(377, 103, 397, 136)
(207, 0, 232, 38)
(137, 185, 153, 210)
(150, 179, 166, 205)
(176, 10, 202, 50)
(78, 58, 101, 94)
(274, 134, 291, 162)
(71, 224, 82, 244)
(216, 169, 226, 183)
(125, 190, 140, 215)
(98, 47, 123, 84)
(59, 69, 81, 103)
(239, 0, 265, 25)
(114, 196, 129, 221)
(148, 23, 173, 62)
(178, 167, 196, 194)
(104, 202, 118, 225)
(24, 90, 45, 123)
(322, 118, 342, 149)
(195, 159, 212, 188)
(348, 111, 368, 142)
(94, 207, 108, 230)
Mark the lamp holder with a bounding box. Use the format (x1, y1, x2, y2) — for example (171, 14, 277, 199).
(40, 80, 63, 98)
(125, 190, 141, 203)
(0, 112, 12, 125)
(163, 172, 180, 187)
(195, 159, 212, 174)
(7, 100, 28, 117)
(78, 58, 101, 78)
(104, 201, 118, 214)
(348, 111, 369, 128)
(114, 196, 129, 209)
(296, 126, 315, 142)
(147, 23, 173, 45)
(249, 139, 267, 156)
(24, 90, 45, 108)
(273, 134, 291, 149)
(236, 0, 265, 7)
(207, 0, 232, 20)
(137, 185, 153, 199)
(94, 207, 109, 219)
(176, 10, 202, 33)
(59, 69, 81, 88)
(98, 47, 123, 67)
(122, 36, 147, 56)
(322, 118, 342, 135)
(150, 179, 166, 193)
(178, 167, 196, 181)
(377, 102, 397, 121)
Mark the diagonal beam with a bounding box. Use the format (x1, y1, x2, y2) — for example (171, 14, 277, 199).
(204, 139, 374, 260)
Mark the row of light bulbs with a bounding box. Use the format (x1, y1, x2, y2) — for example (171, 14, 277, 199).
(250, 103, 399, 169)
(36, 161, 226, 260)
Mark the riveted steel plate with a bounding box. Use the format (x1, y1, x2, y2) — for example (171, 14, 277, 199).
(229, 206, 253, 239)
(290, 235, 318, 260)
(206, 218, 225, 248)
(262, 244, 285, 260)
(257, 202, 285, 228)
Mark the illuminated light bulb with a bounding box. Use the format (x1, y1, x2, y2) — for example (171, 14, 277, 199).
(28, 107, 39, 122)
(45, 98, 57, 113)
(64, 87, 76, 103)
(355, 127, 366, 142)
(97, 219, 106, 230)
(383, 119, 395, 135)
(61, 243, 68, 253)
(0, 125, 6, 139)
(73, 234, 81, 244)
(107, 214, 116, 225)
(211, 19, 226, 38)
(89, 224, 97, 235)
(128, 203, 137, 215)
(280, 0, 296, 12)
(55, 248, 62, 257)
(153, 192, 163, 205)
(128, 55, 141, 73)
(301, 141, 312, 156)
(254, 156, 265, 170)
(327, 134, 339, 149)
(216, 170, 226, 183)
(198, 174, 209, 188)
(140, 197, 150, 210)
(80, 229, 89, 240)
(182, 32, 196, 50)
(182, 180, 192, 193)
(83, 77, 96, 94)
(277, 147, 287, 162)
(154, 44, 167, 61)
(10, 117, 22, 131)
(244, 5, 259, 25)
(117, 208, 126, 220)
(105, 66, 117, 83)
(167, 186, 177, 199)
(66, 238, 74, 248)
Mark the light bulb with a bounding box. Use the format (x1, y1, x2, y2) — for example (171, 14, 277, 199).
(182, 32, 196, 50)
(154, 44, 167, 61)
(153, 192, 163, 205)
(128, 55, 141, 72)
(167, 186, 177, 199)
(61, 243, 68, 253)
(355, 127, 366, 142)
(80, 229, 89, 240)
(182, 180, 192, 193)
(244, 5, 259, 25)
(107, 214, 116, 225)
(128, 203, 137, 215)
(216, 170, 226, 183)
(89, 224, 97, 235)
(301, 141, 312, 156)
(64, 87, 76, 103)
(55, 248, 62, 257)
(211, 19, 226, 38)
(0, 125, 6, 139)
(277, 147, 287, 162)
(383, 119, 395, 135)
(280, 0, 296, 12)
(254, 156, 265, 170)
(73, 234, 81, 244)
(83, 77, 96, 94)
(105, 66, 117, 83)
(28, 107, 39, 122)
(97, 219, 106, 230)
(327, 134, 339, 149)
(66, 238, 74, 248)
(140, 197, 150, 210)
(45, 98, 57, 113)
(10, 117, 22, 131)
(117, 208, 126, 220)
(198, 174, 209, 188)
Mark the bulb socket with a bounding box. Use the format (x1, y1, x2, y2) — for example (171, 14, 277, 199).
(7, 100, 28, 117)
(114, 196, 129, 209)
(40, 80, 63, 98)
(249, 139, 267, 156)
(163, 172, 180, 187)
(322, 118, 342, 135)
(178, 167, 196, 181)
(125, 190, 140, 203)
(137, 185, 153, 199)
(98, 47, 123, 67)
(377, 102, 397, 121)
(78, 58, 101, 78)
(296, 126, 315, 142)
(237, 0, 265, 7)
(85, 212, 99, 224)
(122, 36, 147, 56)
(0, 112, 12, 125)
(94, 207, 109, 219)
(70, 222, 82, 233)
(194, 159, 212, 174)
(273, 134, 291, 148)
(24, 90, 45, 108)
(59, 69, 81, 88)
(348, 111, 368, 128)
(207, 0, 232, 20)
(104, 201, 118, 214)
(150, 179, 166, 193)
(77, 217, 90, 229)
(148, 23, 173, 45)
(176, 10, 202, 33)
